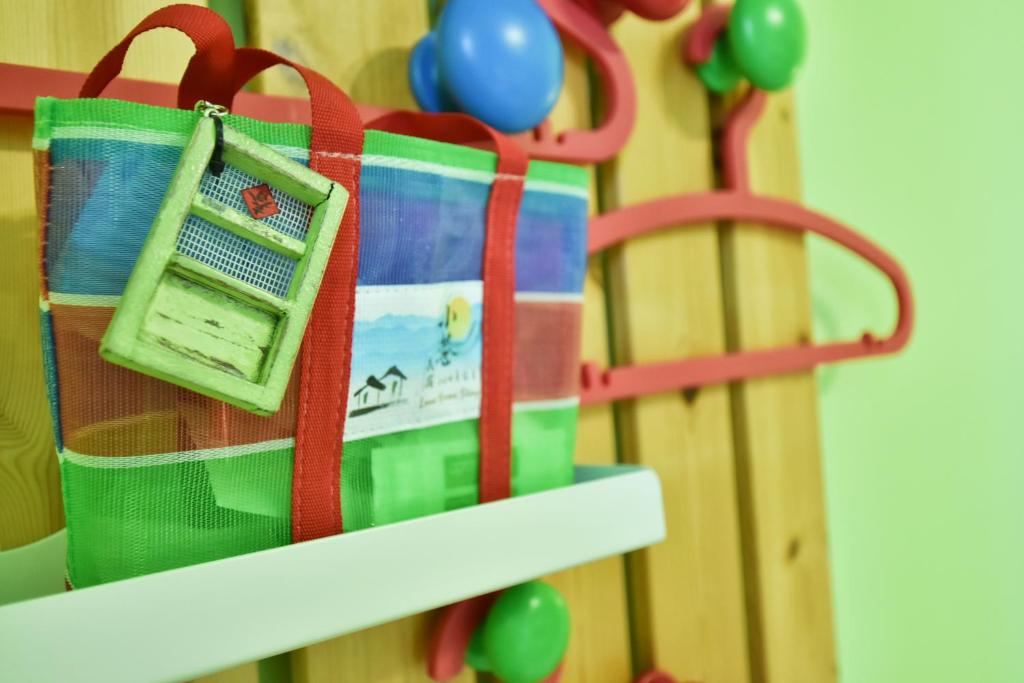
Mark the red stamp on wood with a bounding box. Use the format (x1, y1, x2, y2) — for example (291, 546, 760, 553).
(241, 183, 279, 219)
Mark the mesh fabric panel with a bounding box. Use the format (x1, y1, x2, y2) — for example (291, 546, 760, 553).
(198, 164, 312, 239)
(340, 407, 578, 532)
(62, 448, 292, 584)
(35, 97, 588, 588)
(176, 214, 296, 297)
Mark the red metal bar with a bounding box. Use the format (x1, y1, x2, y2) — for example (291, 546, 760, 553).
(0, 62, 390, 124)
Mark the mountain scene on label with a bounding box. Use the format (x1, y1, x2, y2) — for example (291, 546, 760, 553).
(348, 302, 482, 420)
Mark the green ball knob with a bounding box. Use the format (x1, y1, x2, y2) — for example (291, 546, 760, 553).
(697, 34, 744, 94)
(467, 582, 571, 683)
(728, 0, 806, 91)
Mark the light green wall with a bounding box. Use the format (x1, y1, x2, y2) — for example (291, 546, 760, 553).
(797, 2, 1024, 681)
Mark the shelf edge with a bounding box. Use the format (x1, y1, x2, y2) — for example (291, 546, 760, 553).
(0, 464, 665, 683)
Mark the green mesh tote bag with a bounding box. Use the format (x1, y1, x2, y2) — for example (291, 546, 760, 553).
(35, 5, 588, 588)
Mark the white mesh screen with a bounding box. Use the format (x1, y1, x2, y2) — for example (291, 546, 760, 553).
(199, 164, 313, 239)
(176, 214, 296, 298)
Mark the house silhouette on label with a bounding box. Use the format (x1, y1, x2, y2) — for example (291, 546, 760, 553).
(350, 365, 408, 417)
(381, 365, 407, 398)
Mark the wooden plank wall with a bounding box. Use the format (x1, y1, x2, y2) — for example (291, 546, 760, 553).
(720, 87, 837, 683)
(601, 8, 750, 683)
(0, 2, 837, 682)
(536, 42, 633, 683)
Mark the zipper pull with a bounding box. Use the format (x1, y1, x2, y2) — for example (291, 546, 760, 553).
(194, 100, 229, 118)
(194, 101, 229, 176)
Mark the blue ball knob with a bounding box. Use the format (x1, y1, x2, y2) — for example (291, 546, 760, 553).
(409, 0, 565, 133)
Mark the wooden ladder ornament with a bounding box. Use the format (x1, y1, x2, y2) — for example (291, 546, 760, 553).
(100, 105, 349, 415)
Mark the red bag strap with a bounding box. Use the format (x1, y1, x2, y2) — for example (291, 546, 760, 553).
(79, 4, 237, 109)
(194, 51, 527, 507)
(220, 47, 365, 542)
(366, 111, 528, 504)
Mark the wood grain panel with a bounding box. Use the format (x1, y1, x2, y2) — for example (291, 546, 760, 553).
(0, 0, 203, 80)
(246, 0, 422, 109)
(0, 0, 203, 551)
(542, 43, 632, 683)
(719, 89, 837, 683)
(601, 9, 751, 683)
(292, 617, 446, 683)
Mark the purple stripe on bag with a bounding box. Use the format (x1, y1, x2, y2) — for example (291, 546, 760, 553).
(45, 139, 587, 296)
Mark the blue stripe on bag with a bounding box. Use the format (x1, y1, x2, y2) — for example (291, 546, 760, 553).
(45, 138, 587, 296)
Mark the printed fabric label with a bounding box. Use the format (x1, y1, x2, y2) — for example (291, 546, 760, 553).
(344, 281, 483, 441)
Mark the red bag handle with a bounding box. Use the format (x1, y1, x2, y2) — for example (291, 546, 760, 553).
(85, 9, 366, 542)
(221, 51, 528, 505)
(366, 111, 529, 505)
(79, 4, 237, 109)
(224, 48, 527, 512)
(220, 47, 365, 543)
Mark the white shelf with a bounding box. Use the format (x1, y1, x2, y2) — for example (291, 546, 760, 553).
(0, 465, 664, 683)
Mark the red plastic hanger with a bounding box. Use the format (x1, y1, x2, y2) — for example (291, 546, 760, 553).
(519, 0, 638, 162)
(520, 0, 702, 161)
(578, 5, 914, 406)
